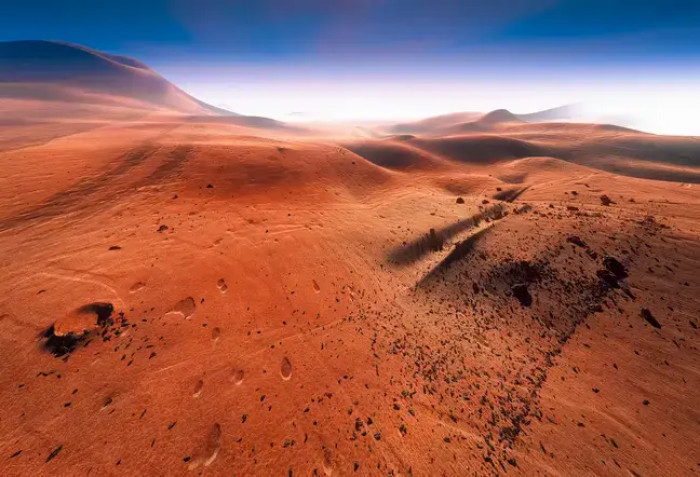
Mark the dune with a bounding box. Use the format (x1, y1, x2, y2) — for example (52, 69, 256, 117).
(343, 138, 455, 171)
(0, 43, 699, 477)
(0, 41, 304, 136)
(386, 105, 573, 136)
(388, 111, 483, 134)
(0, 40, 229, 115)
(352, 117, 700, 183)
(479, 108, 521, 124)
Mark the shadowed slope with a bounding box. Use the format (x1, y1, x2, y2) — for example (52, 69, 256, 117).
(347, 122, 700, 183)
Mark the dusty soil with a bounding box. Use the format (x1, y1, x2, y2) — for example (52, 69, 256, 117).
(0, 115, 699, 476)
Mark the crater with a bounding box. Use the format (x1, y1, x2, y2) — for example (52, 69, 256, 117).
(193, 379, 204, 398)
(167, 297, 196, 319)
(230, 369, 244, 385)
(129, 282, 146, 293)
(281, 357, 293, 380)
(322, 447, 333, 476)
(41, 302, 115, 357)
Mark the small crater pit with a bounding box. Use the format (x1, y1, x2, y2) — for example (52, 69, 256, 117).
(167, 297, 196, 319)
(281, 357, 293, 380)
(230, 369, 244, 385)
(193, 379, 204, 398)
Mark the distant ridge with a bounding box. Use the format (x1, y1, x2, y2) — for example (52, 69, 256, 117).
(516, 104, 579, 122)
(480, 109, 521, 124)
(0, 40, 234, 115)
(388, 105, 583, 136)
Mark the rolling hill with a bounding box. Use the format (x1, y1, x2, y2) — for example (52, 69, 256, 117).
(0, 40, 232, 116)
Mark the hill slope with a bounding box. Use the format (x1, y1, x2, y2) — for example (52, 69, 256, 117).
(0, 40, 232, 115)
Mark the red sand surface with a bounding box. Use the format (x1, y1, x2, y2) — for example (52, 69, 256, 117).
(0, 47, 699, 475)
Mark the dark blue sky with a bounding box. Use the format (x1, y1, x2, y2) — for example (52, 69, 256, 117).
(2, 1, 699, 130)
(2, 0, 699, 62)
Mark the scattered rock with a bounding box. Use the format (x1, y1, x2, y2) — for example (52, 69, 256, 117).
(597, 270, 621, 289)
(566, 235, 586, 248)
(641, 308, 661, 328)
(46, 445, 62, 463)
(603, 257, 628, 279)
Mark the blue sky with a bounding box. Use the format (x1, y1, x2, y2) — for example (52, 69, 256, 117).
(3, 1, 699, 60)
(2, 1, 700, 131)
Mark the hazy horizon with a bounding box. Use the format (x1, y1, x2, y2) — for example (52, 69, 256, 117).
(159, 61, 699, 135)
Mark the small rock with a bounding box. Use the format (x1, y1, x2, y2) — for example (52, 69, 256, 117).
(46, 445, 62, 463)
(566, 235, 586, 248)
(641, 308, 661, 329)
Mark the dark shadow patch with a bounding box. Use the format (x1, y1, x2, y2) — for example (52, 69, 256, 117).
(388, 204, 506, 266)
(603, 256, 628, 279)
(641, 308, 661, 329)
(493, 187, 530, 202)
(41, 325, 82, 358)
(417, 227, 492, 286)
(511, 283, 532, 307)
(78, 302, 114, 327)
(412, 135, 543, 164)
(490, 259, 545, 285)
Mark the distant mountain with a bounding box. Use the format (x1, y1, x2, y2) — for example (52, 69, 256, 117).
(0, 40, 234, 115)
(515, 104, 579, 122)
(387, 105, 583, 136)
(480, 108, 521, 124)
